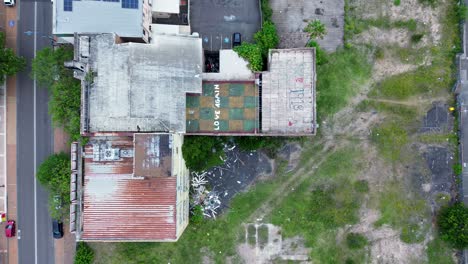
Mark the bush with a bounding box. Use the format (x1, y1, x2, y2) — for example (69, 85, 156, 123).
(346, 233, 368, 249)
(437, 203, 468, 248)
(49, 74, 82, 141)
(254, 21, 279, 56)
(234, 136, 285, 157)
(307, 41, 328, 65)
(0, 32, 26, 83)
(304, 19, 327, 40)
(74, 242, 94, 264)
(233, 43, 264, 71)
(182, 136, 225, 172)
(453, 163, 462, 176)
(190, 205, 204, 224)
(260, 0, 273, 22)
(411, 34, 424, 43)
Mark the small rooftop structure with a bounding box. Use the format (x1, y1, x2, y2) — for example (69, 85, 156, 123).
(78, 134, 189, 241)
(71, 33, 202, 134)
(261, 48, 317, 135)
(153, 0, 179, 13)
(53, 0, 143, 38)
(202, 50, 255, 81)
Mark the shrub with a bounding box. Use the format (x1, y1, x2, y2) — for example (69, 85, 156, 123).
(233, 43, 264, 71)
(234, 136, 285, 157)
(0, 32, 26, 83)
(437, 203, 468, 248)
(254, 21, 279, 56)
(346, 233, 368, 249)
(304, 19, 327, 40)
(74, 242, 94, 264)
(190, 205, 204, 224)
(307, 41, 328, 65)
(394, 0, 401, 6)
(411, 33, 424, 43)
(49, 74, 82, 141)
(182, 136, 225, 172)
(260, 0, 273, 22)
(453, 163, 462, 176)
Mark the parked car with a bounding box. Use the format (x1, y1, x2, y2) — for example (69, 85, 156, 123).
(5, 220, 15, 237)
(232, 33, 242, 47)
(3, 0, 15, 6)
(52, 219, 63, 239)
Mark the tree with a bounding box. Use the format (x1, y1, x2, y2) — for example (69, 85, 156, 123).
(437, 203, 468, 248)
(0, 32, 26, 83)
(254, 21, 279, 56)
(304, 19, 327, 40)
(37, 153, 71, 201)
(233, 43, 263, 71)
(182, 136, 225, 172)
(31, 46, 73, 88)
(74, 242, 94, 264)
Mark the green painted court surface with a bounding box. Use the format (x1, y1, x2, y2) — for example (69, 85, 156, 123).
(186, 82, 259, 133)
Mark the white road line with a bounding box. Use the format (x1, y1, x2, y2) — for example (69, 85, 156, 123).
(33, 2, 38, 264)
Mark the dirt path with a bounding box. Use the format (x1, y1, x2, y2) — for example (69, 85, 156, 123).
(366, 96, 449, 107)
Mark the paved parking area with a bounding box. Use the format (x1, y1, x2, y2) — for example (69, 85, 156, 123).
(190, 0, 261, 51)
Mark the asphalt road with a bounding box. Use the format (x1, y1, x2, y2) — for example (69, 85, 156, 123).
(16, 1, 55, 264)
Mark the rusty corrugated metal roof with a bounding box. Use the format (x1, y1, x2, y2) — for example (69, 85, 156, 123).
(81, 135, 178, 241)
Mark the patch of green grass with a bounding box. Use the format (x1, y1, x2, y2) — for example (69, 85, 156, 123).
(370, 0, 460, 100)
(269, 147, 369, 262)
(374, 182, 429, 244)
(354, 180, 369, 193)
(418, 133, 457, 144)
(356, 100, 418, 125)
(247, 225, 256, 246)
(316, 48, 372, 119)
(434, 192, 451, 207)
(258, 225, 269, 248)
(411, 33, 424, 43)
(371, 122, 408, 161)
(427, 237, 455, 264)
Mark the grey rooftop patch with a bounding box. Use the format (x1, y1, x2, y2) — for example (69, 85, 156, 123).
(75, 33, 202, 133)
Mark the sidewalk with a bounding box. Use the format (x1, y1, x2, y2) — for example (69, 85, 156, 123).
(53, 127, 76, 264)
(0, 2, 19, 264)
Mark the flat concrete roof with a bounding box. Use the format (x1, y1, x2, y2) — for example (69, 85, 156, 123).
(80, 34, 202, 133)
(53, 0, 142, 37)
(261, 48, 317, 135)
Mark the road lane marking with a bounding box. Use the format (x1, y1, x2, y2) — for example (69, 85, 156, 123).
(33, 2, 38, 264)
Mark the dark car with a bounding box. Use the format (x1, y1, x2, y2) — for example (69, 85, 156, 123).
(52, 220, 63, 239)
(232, 33, 241, 47)
(5, 220, 15, 237)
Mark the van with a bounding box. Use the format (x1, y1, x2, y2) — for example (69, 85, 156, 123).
(4, 0, 15, 7)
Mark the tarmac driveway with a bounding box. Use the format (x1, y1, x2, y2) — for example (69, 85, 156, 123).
(190, 0, 261, 51)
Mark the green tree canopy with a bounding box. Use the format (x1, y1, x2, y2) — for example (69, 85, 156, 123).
(437, 203, 468, 248)
(0, 32, 26, 83)
(304, 19, 327, 40)
(37, 153, 71, 201)
(31, 46, 73, 88)
(182, 136, 225, 172)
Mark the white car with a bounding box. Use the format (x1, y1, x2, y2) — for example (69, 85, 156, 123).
(4, 0, 14, 6)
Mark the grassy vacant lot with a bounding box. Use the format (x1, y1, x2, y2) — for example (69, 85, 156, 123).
(91, 0, 460, 262)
